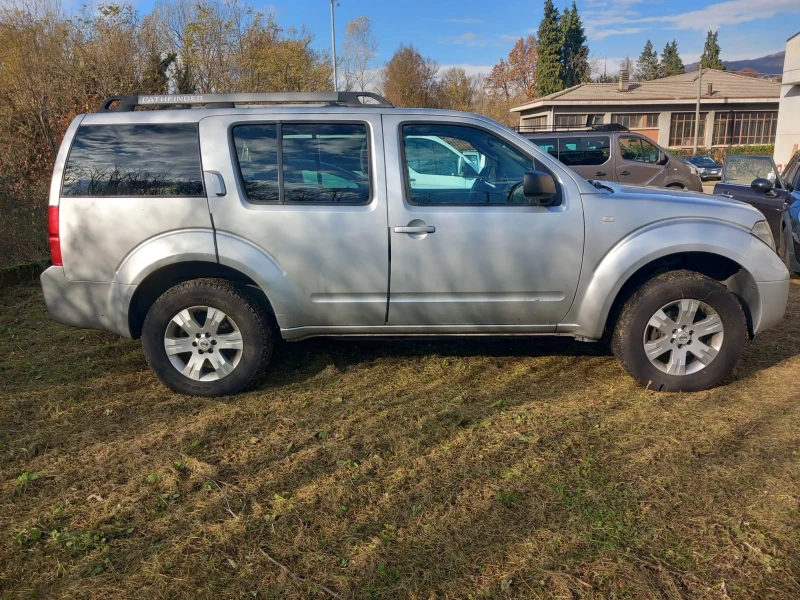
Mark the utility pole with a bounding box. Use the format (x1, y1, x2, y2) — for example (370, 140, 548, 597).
(692, 67, 702, 155)
(330, 0, 338, 92)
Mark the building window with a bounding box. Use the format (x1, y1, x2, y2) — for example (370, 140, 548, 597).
(669, 113, 706, 147)
(520, 115, 547, 132)
(611, 113, 659, 129)
(554, 114, 604, 128)
(712, 111, 778, 146)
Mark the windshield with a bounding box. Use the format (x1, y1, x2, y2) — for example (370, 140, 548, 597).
(690, 157, 717, 165)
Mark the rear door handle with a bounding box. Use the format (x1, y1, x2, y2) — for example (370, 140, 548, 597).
(205, 171, 226, 196)
(619, 170, 631, 176)
(595, 171, 607, 177)
(394, 226, 435, 234)
(717, 193, 733, 198)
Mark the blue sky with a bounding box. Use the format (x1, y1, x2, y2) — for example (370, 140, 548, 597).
(135, 0, 800, 77)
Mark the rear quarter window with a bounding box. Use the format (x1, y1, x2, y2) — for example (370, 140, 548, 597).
(62, 123, 204, 197)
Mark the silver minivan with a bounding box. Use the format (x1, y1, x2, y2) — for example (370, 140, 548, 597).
(525, 127, 703, 191)
(41, 92, 789, 396)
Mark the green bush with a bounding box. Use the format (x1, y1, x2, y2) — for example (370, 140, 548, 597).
(667, 145, 775, 163)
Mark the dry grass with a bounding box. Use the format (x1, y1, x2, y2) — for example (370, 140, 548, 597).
(1, 281, 800, 599)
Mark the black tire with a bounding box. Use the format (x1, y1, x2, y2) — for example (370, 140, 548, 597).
(142, 279, 273, 396)
(611, 270, 747, 392)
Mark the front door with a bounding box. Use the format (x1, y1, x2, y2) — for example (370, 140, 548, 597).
(382, 115, 585, 330)
(715, 154, 788, 241)
(199, 113, 389, 329)
(616, 135, 665, 187)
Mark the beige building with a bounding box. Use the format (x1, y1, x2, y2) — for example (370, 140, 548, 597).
(511, 70, 781, 151)
(774, 32, 800, 170)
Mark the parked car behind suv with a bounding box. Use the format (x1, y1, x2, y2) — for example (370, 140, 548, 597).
(714, 152, 800, 274)
(685, 155, 723, 180)
(523, 126, 703, 191)
(41, 92, 788, 396)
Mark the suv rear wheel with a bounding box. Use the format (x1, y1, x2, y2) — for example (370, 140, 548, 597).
(142, 279, 272, 396)
(611, 270, 746, 392)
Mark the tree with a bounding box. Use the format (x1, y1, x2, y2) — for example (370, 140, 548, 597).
(619, 56, 636, 79)
(437, 67, 481, 111)
(341, 16, 378, 92)
(737, 67, 759, 78)
(637, 40, 659, 81)
(535, 0, 562, 97)
(381, 44, 439, 107)
(486, 35, 538, 101)
(660, 40, 684, 77)
(485, 59, 513, 100)
(700, 30, 724, 70)
(560, 1, 588, 88)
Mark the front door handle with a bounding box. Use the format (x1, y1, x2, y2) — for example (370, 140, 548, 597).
(619, 170, 631, 176)
(595, 171, 607, 177)
(394, 226, 435, 234)
(717, 193, 733, 199)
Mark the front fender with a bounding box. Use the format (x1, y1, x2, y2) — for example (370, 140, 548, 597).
(559, 218, 762, 339)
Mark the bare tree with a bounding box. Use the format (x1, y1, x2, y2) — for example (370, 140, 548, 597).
(381, 44, 439, 107)
(341, 16, 378, 92)
(437, 67, 482, 111)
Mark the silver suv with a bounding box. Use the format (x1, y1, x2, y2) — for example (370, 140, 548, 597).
(41, 92, 790, 396)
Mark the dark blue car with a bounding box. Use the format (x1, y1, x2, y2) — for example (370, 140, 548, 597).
(686, 155, 723, 180)
(714, 152, 800, 275)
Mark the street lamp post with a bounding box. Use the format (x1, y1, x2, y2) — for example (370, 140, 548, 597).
(330, 0, 338, 92)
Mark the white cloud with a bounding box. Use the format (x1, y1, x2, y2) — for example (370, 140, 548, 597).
(585, 0, 800, 38)
(445, 18, 485, 24)
(661, 0, 800, 30)
(439, 63, 495, 78)
(590, 26, 648, 40)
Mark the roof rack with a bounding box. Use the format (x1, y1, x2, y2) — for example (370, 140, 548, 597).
(514, 123, 630, 134)
(98, 92, 394, 112)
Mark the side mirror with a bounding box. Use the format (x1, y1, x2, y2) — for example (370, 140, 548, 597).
(657, 151, 669, 166)
(751, 177, 774, 194)
(523, 171, 558, 204)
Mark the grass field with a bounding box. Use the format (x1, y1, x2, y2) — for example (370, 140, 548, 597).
(1, 281, 799, 599)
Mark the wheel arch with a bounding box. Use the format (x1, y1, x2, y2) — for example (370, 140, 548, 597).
(127, 261, 276, 339)
(602, 251, 757, 340)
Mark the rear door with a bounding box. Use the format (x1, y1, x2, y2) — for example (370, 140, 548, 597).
(199, 113, 389, 329)
(555, 134, 612, 180)
(714, 154, 788, 241)
(616, 135, 665, 187)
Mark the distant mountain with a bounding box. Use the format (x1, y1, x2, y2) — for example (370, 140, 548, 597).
(686, 51, 785, 77)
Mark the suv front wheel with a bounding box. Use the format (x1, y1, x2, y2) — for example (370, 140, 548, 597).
(612, 270, 746, 392)
(142, 279, 273, 396)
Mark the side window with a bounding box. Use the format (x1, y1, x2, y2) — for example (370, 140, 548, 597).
(723, 155, 781, 186)
(619, 136, 644, 162)
(640, 139, 660, 164)
(232, 122, 370, 204)
(233, 124, 279, 202)
(62, 124, 204, 197)
(405, 137, 461, 176)
(557, 136, 610, 166)
(401, 123, 556, 205)
(281, 123, 370, 204)
(530, 137, 558, 159)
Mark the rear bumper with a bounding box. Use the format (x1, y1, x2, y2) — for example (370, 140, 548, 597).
(40, 266, 133, 338)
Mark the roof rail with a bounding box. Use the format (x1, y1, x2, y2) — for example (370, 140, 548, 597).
(514, 123, 630, 134)
(98, 92, 394, 112)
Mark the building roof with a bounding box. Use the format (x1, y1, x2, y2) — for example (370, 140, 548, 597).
(511, 70, 781, 113)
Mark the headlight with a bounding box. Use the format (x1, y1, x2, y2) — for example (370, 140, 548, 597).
(688, 164, 700, 176)
(751, 220, 776, 252)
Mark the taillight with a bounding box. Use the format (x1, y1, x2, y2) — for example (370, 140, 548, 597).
(48, 206, 62, 266)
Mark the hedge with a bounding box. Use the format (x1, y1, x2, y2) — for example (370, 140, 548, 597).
(666, 145, 775, 162)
